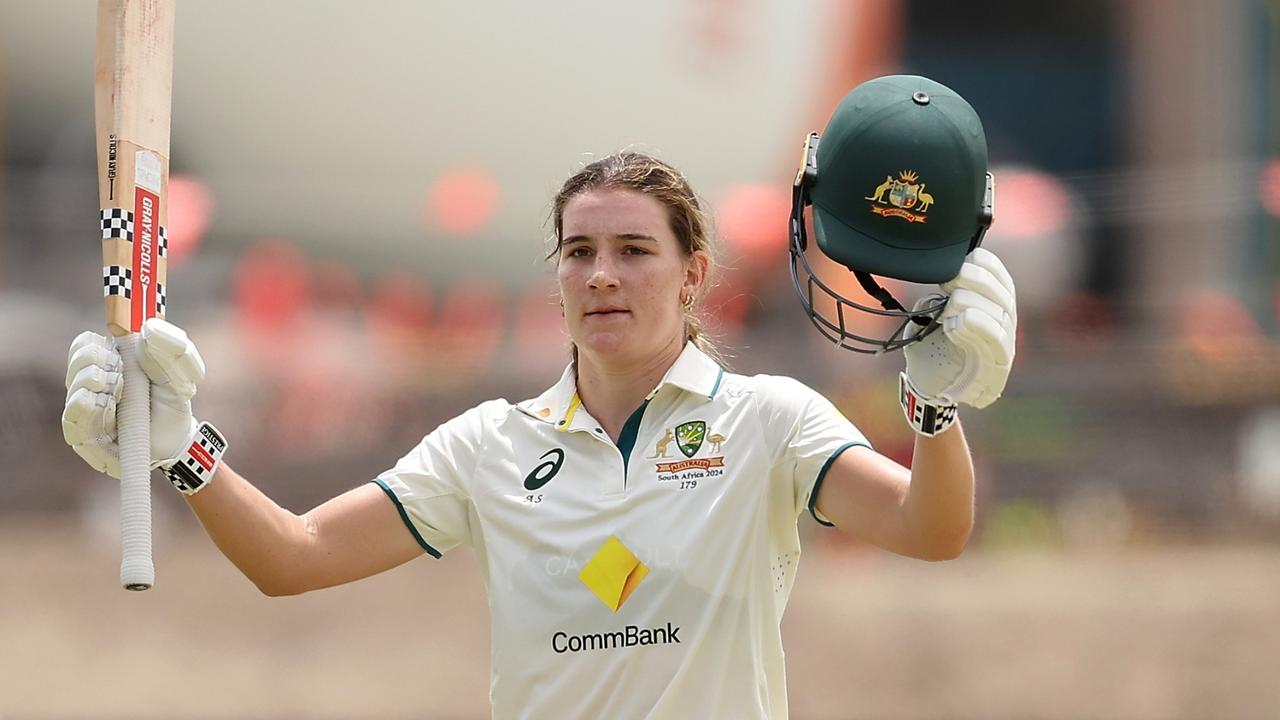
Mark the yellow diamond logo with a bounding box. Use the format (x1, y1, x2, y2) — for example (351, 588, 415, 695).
(578, 535, 649, 612)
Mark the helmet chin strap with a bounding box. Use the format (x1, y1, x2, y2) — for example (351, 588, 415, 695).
(853, 270, 932, 328)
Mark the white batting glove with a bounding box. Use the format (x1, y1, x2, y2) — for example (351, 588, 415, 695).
(63, 318, 225, 494)
(901, 248, 1017, 433)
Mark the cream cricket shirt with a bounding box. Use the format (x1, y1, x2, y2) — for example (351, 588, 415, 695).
(373, 343, 869, 719)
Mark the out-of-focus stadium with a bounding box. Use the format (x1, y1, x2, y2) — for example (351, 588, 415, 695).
(3, 1, 1279, 718)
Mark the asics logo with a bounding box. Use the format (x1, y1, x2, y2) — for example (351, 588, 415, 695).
(523, 448, 565, 491)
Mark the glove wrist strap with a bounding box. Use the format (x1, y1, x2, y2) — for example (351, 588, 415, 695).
(161, 421, 228, 496)
(899, 372, 958, 437)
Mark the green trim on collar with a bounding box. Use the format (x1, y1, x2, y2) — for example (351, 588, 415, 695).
(709, 367, 725, 399)
(807, 442, 870, 528)
(372, 479, 443, 558)
(616, 400, 650, 478)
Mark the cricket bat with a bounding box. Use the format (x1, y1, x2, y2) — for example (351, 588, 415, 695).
(94, 0, 175, 591)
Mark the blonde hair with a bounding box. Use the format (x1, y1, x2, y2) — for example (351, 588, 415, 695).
(548, 152, 726, 365)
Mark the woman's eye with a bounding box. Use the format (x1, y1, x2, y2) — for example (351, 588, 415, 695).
(566, 246, 591, 258)
(624, 246, 648, 255)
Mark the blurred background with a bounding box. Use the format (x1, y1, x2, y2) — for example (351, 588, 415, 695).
(3, 0, 1280, 718)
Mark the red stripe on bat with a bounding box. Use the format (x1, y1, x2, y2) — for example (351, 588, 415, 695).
(189, 441, 214, 471)
(131, 186, 160, 331)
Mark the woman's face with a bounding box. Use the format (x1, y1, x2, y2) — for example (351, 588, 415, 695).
(557, 188, 705, 368)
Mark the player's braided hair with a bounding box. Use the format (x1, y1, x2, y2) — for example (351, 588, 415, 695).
(548, 151, 724, 365)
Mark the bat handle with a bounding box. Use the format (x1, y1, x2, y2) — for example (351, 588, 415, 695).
(117, 333, 154, 591)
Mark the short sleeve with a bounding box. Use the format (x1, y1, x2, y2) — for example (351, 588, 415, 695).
(754, 376, 871, 526)
(372, 401, 498, 557)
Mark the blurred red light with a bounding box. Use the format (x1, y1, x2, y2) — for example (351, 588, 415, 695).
(1258, 159, 1280, 217)
(716, 184, 790, 262)
(992, 170, 1072, 240)
(166, 174, 214, 265)
(1176, 288, 1262, 359)
(426, 166, 500, 236)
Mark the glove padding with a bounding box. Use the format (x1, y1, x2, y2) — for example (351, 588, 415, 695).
(63, 318, 205, 478)
(903, 248, 1017, 409)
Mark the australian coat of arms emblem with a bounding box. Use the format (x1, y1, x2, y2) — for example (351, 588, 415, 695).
(865, 170, 933, 224)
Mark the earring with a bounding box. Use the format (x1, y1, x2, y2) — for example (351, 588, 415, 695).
(681, 293, 695, 310)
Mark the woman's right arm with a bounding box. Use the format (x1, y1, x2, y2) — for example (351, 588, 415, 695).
(64, 319, 426, 596)
(187, 463, 425, 596)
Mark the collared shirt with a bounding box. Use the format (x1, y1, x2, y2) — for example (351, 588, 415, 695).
(374, 343, 869, 719)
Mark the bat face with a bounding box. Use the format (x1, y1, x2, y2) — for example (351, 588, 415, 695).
(95, 0, 173, 337)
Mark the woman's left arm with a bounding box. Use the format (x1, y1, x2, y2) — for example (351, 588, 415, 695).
(813, 425, 973, 561)
(813, 248, 1016, 561)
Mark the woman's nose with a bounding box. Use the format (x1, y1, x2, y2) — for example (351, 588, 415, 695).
(587, 255, 619, 289)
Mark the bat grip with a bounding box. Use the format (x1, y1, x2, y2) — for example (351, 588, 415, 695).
(117, 333, 154, 591)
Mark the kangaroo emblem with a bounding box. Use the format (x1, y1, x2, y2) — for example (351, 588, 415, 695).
(706, 433, 726, 453)
(865, 175, 895, 203)
(915, 184, 935, 212)
(648, 429, 675, 458)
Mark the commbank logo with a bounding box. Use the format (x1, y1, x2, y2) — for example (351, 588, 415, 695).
(523, 448, 564, 491)
(552, 623, 681, 654)
(578, 535, 648, 612)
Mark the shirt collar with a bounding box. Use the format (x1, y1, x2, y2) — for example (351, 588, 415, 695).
(517, 342, 725, 428)
(660, 341, 726, 400)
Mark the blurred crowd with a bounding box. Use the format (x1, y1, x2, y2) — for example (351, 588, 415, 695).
(5, 180, 1280, 551)
(2, 0, 1279, 554)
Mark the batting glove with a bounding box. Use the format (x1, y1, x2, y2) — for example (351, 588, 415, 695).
(901, 248, 1017, 435)
(62, 318, 226, 494)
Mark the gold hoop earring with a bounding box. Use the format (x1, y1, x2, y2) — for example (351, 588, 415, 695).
(681, 293, 695, 310)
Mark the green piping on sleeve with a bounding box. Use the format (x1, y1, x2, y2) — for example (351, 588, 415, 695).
(807, 441, 870, 528)
(371, 479, 443, 559)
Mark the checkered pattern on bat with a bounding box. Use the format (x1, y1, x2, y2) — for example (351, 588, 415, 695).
(157, 283, 166, 315)
(100, 209, 166, 259)
(103, 266, 132, 298)
(101, 209, 133, 240)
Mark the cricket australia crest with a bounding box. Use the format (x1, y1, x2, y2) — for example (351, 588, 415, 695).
(675, 421, 706, 458)
(865, 170, 934, 224)
(655, 422, 727, 481)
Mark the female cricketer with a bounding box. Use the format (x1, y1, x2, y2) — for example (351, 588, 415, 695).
(63, 76, 1017, 719)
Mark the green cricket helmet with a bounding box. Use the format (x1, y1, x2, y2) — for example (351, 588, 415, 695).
(789, 74, 994, 353)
